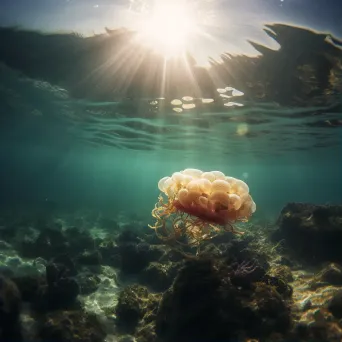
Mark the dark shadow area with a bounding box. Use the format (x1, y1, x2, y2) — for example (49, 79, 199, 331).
(0, 24, 341, 107)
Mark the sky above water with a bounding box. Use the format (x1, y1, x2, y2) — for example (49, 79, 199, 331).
(1, 0, 341, 33)
(0, 0, 341, 63)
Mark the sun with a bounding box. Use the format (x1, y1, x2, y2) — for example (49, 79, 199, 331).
(137, 1, 199, 58)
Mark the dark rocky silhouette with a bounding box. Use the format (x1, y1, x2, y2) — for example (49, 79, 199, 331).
(273, 203, 342, 263)
(0, 24, 340, 107)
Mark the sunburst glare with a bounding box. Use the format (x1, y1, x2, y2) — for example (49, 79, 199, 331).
(135, 0, 201, 58)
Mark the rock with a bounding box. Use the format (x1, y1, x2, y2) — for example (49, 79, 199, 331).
(97, 238, 119, 266)
(7, 256, 24, 269)
(117, 335, 136, 342)
(37, 310, 106, 342)
(298, 296, 312, 311)
(0, 275, 22, 341)
(63, 226, 96, 254)
(273, 203, 342, 263)
(312, 309, 326, 324)
(139, 262, 180, 292)
(136, 322, 157, 342)
(77, 250, 102, 266)
(11, 274, 46, 302)
(293, 322, 309, 339)
(155, 258, 292, 342)
(320, 263, 342, 285)
(35, 278, 79, 312)
(328, 291, 342, 318)
(118, 243, 165, 274)
(77, 273, 101, 295)
(228, 260, 266, 289)
(33, 256, 80, 312)
(277, 256, 294, 267)
(0, 265, 14, 277)
(0, 240, 12, 250)
(119, 243, 150, 274)
(268, 265, 294, 283)
(18, 228, 69, 259)
(159, 248, 186, 263)
(115, 284, 160, 334)
(98, 217, 119, 231)
(50, 254, 77, 277)
(116, 231, 141, 244)
(306, 321, 328, 341)
(261, 274, 293, 298)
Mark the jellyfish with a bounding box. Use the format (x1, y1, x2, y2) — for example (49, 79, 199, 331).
(148, 168, 256, 250)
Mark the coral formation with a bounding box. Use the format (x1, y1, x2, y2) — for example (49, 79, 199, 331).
(3, 203, 342, 341)
(149, 168, 256, 251)
(115, 284, 161, 335)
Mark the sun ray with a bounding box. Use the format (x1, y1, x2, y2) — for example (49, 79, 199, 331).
(136, 0, 200, 58)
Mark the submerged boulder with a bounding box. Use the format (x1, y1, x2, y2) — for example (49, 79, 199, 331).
(273, 203, 342, 263)
(328, 291, 342, 319)
(320, 263, 342, 285)
(0, 276, 22, 341)
(155, 258, 292, 342)
(37, 310, 106, 342)
(139, 261, 180, 292)
(115, 284, 161, 335)
(34, 255, 80, 312)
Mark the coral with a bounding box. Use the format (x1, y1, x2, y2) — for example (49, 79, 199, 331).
(228, 259, 261, 288)
(268, 265, 294, 283)
(136, 322, 157, 342)
(251, 282, 292, 335)
(149, 169, 256, 251)
(115, 284, 161, 335)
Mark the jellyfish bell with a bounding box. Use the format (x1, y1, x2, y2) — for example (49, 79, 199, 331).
(149, 169, 256, 248)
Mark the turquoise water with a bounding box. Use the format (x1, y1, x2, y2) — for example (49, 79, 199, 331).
(1, 2, 342, 341)
(0, 23, 341, 223)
